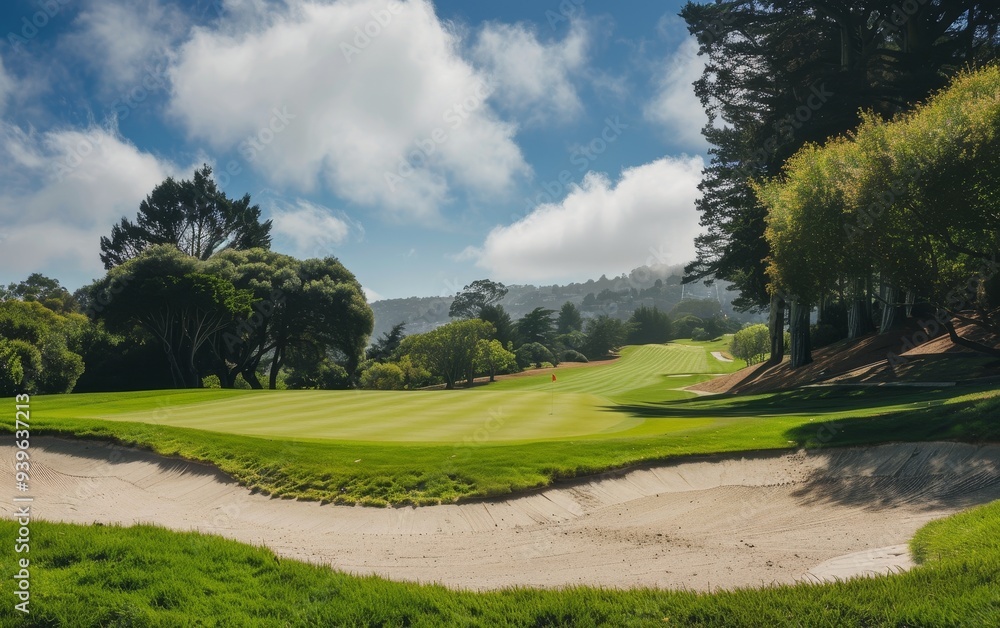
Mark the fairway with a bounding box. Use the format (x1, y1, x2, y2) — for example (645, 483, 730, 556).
(35, 343, 737, 443)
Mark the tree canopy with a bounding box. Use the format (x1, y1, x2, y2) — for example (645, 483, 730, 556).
(100, 165, 272, 269)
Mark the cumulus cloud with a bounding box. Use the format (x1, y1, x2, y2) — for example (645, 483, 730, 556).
(0, 123, 185, 284)
(471, 20, 588, 125)
(167, 0, 529, 221)
(65, 0, 187, 92)
(463, 156, 704, 283)
(644, 38, 709, 148)
(270, 198, 361, 257)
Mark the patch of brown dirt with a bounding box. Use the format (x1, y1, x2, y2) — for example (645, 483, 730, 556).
(690, 319, 1000, 395)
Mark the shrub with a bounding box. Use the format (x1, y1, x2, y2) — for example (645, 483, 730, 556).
(515, 343, 556, 369)
(360, 362, 406, 390)
(691, 327, 712, 341)
(561, 349, 588, 363)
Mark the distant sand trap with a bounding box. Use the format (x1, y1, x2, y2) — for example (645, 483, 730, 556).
(711, 351, 734, 362)
(3, 438, 998, 591)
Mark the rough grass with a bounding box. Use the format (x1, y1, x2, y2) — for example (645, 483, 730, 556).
(2, 499, 998, 626)
(16, 341, 1000, 505)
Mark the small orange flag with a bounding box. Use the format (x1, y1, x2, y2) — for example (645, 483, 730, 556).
(552, 374, 557, 382)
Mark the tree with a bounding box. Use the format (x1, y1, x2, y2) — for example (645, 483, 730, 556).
(730, 323, 790, 365)
(582, 315, 629, 359)
(627, 305, 671, 344)
(557, 302, 583, 334)
(757, 65, 1000, 360)
(92, 246, 253, 388)
(359, 362, 406, 390)
(0, 300, 85, 394)
(400, 319, 494, 389)
(681, 0, 1000, 360)
(475, 338, 518, 382)
(514, 342, 556, 370)
(100, 165, 272, 269)
(208, 250, 374, 389)
(368, 322, 406, 362)
(449, 279, 508, 319)
(516, 307, 555, 347)
(4, 274, 79, 314)
(478, 303, 515, 347)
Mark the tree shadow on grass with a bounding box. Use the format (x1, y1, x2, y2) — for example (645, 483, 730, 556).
(779, 396, 1000, 511)
(602, 385, 966, 420)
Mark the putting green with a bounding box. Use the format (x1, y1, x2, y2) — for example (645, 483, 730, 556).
(36, 343, 735, 443)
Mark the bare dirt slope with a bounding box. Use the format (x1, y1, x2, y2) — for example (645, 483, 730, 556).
(693, 321, 1000, 395)
(4, 438, 999, 591)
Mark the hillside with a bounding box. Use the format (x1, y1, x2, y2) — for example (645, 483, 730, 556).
(694, 320, 1000, 395)
(369, 263, 761, 338)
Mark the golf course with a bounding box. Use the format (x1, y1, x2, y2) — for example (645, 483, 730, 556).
(4, 339, 1000, 626)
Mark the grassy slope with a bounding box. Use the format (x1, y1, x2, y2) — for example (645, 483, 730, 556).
(19, 340, 1000, 505)
(2, 500, 998, 627)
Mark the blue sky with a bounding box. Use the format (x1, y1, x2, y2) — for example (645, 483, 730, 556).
(0, 0, 710, 301)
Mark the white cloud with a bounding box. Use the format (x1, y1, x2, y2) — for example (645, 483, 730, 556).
(471, 20, 587, 125)
(464, 156, 704, 283)
(167, 0, 529, 221)
(270, 198, 360, 257)
(65, 0, 187, 92)
(362, 286, 383, 303)
(644, 38, 709, 148)
(0, 123, 185, 283)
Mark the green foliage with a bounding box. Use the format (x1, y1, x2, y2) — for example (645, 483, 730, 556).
(4, 272, 79, 314)
(671, 314, 704, 339)
(448, 279, 508, 319)
(730, 324, 770, 365)
(759, 66, 1000, 353)
(514, 342, 556, 369)
(669, 298, 721, 320)
(478, 303, 515, 347)
(557, 301, 583, 334)
(627, 305, 671, 344)
(515, 306, 556, 347)
(99, 164, 272, 269)
(367, 322, 406, 362)
(582, 315, 628, 359)
(475, 338, 518, 381)
(400, 319, 495, 388)
(560, 349, 588, 363)
(0, 300, 86, 393)
(0, 338, 25, 395)
(360, 362, 406, 390)
(690, 327, 711, 341)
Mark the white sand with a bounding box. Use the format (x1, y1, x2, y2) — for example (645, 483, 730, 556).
(3, 438, 998, 591)
(711, 351, 734, 362)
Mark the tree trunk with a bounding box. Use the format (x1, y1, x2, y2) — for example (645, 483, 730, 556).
(848, 277, 874, 339)
(942, 319, 1000, 358)
(767, 293, 785, 364)
(879, 283, 905, 333)
(789, 298, 813, 368)
(242, 369, 264, 389)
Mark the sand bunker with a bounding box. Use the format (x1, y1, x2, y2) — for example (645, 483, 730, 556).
(3, 438, 998, 591)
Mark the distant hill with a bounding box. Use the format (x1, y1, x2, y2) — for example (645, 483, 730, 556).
(369, 264, 762, 341)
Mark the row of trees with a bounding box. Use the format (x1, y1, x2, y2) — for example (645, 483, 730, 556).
(1, 166, 375, 393)
(681, 1, 1000, 364)
(355, 280, 738, 390)
(757, 65, 1000, 366)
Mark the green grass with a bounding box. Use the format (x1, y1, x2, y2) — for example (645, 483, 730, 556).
(20, 340, 1000, 505)
(3, 499, 999, 626)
